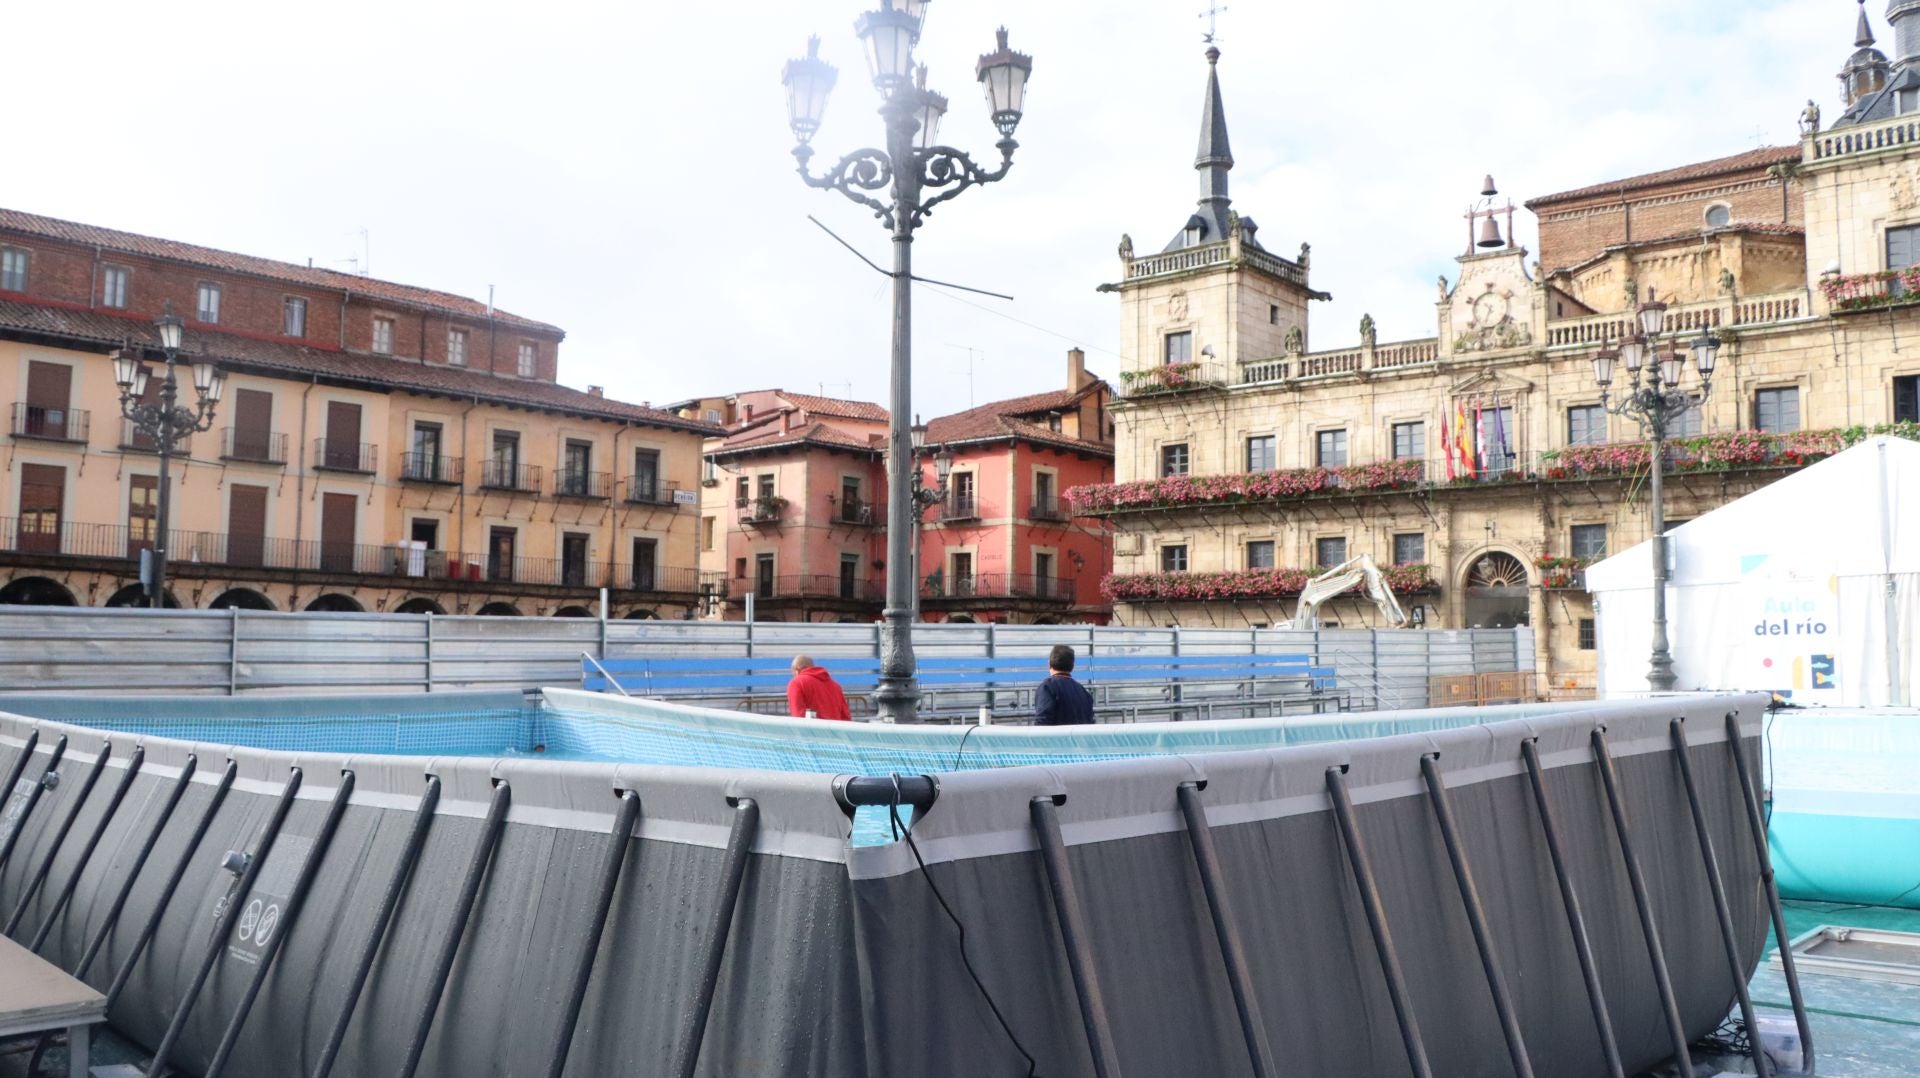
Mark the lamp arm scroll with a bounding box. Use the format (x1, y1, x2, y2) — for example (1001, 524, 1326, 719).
(910, 142, 1015, 226)
(795, 146, 900, 228)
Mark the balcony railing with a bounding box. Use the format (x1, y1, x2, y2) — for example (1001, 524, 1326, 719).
(739, 574, 884, 602)
(11, 404, 88, 443)
(222, 428, 288, 465)
(120, 418, 192, 456)
(622, 478, 684, 506)
(1028, 496, 1069, 522)
(921, 572, 1076, 602)
(1116, 361, 1229, 399)
(610, 564, 703, 593)
(739, 496, 787, 524)
(480, 460, 542, 493)
(940, 493, 979, 522)
(314, 438, 377, 474)
(1544, 290, 1806, 349)
(838, 498, 878, 525)
(400, 452, 464, 485)
(554, 470, 612, 500)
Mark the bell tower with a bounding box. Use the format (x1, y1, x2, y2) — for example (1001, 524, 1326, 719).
(1106, 45, 1324, 394)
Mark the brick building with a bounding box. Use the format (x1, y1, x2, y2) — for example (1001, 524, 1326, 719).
(0, 208, 718, 616)
(917, 351, 1115, 625)
(696, 390, 891, 622)
(1080, 19, 1920, 695)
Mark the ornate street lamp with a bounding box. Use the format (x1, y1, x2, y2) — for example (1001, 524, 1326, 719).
(1594, 288, 1718, 692)
(116, 301, 224, 608)
(785, 7, 1032, 722)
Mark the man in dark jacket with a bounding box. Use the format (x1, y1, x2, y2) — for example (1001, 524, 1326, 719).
(1035, 644, 1095, 726)
(787, 655, 852, 720)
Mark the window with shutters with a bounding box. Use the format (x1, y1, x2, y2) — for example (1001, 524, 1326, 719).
(101, 266, 130, 308)
(633, 537, 659, 591)
(1754, 387, 1800, 433)
(17, 464, 64, 553)
(128, 475, 159, 557)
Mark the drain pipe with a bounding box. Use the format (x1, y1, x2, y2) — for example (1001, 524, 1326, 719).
(457, 396, 480, 573)
(294, 374, 318, 555)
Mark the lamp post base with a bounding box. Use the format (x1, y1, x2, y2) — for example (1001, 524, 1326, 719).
(1647, 652, 1678, 694)
(872, 678, 921, 724)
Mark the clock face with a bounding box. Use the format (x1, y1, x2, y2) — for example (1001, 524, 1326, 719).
(1472, 291, 1509, 326)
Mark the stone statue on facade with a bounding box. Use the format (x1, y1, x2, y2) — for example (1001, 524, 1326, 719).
(1284, 325, 1305, 354)
(1298, 242, 1311, 271)
(1719, 267, 1737, 295)
(1437, 275, 1450, 301)
(1118, 233, 1134, 261)
(1800, 99, 1822, 136)
(1359, 313, 1376, 347)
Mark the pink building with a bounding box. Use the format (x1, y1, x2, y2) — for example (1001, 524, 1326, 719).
(703, 391, 890, 622)
(916, 351, 1115, 625)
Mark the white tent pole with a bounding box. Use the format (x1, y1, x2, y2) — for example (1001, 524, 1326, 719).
(1878, 439, 1905, 706)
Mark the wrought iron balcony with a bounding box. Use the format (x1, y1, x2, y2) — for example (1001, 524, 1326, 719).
(313, 438, 377, 474)
(740, 496, 787, 524)
(940, 493, 979, 522)
(399, 452, 464, 485)
(11, 403, 88, 443)
(622, 478, 684, 506)
(554, 470, 612, 500)
(480, 460, 543, 493)
(1028, 496, 1069, 522)
(839, 498, 878, 525)
(121, 418, 191, 456)
(222, 428, 288, 465)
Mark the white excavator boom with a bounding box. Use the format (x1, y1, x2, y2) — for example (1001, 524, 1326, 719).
(1290, 554, 1410, 630)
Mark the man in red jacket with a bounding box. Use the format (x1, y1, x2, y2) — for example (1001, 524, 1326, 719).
(786, 654, 852, 720)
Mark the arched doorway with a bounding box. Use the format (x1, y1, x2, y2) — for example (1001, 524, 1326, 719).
(0, 577, 77, 607)
(1032, 615, 1061, 626)
(209, 588, 275, 611)
(393, 597, 445, 615)
(1464, 552, 1531, 629)
(623, 609, 658, 620)
(305, 593, 364, 613)
(104, 584, 180, 608)
(475, 602, 521, 617)
(554, 605, 593, 618)
(948, 614, 976, 624)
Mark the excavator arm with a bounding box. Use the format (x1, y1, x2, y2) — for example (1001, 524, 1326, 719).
(1290, 554, 1410, 630)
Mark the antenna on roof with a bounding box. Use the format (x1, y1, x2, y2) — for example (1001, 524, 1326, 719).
(946, 344, 985, 407)
(487, 285, 495, 317)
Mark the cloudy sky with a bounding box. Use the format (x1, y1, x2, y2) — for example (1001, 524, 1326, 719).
(10, 0, 1846, 415)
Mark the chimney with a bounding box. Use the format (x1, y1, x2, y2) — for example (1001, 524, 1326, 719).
(587, 385, 604, 398)
(1067, 347, 1091, 389)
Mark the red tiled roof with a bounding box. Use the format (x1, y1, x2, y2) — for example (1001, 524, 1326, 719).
(0, 298, 715, 435)
(0, 207, 560, 333)
(710, 418, 881, 458)
(765, 390, 890, 422)
(1527, 146, 1801, 208)
(924, 383, 1112, 456)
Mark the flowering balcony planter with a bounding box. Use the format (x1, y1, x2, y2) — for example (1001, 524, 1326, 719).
(1821, 267, 1920, 314)
(1102, 563, 1437, 603)
(1535, 556, 1594, 591)
(1116, 361, 1223, 398)
(1067, 459, 1426, 515)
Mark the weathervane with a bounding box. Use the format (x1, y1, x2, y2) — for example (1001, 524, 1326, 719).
(1200, 2, 1228, 43)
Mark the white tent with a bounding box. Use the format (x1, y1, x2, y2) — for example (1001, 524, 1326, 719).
(1587, 435, 1920, 705)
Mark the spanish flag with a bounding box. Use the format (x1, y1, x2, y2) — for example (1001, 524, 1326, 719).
(1455, 399, 1476, 478)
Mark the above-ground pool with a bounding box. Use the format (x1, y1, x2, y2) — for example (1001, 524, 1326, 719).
(0, 689, 1777, 1078)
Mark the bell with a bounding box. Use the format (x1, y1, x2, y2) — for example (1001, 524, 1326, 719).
(1480, 174, 1498, 198)
(1476, 214, 1504, 249)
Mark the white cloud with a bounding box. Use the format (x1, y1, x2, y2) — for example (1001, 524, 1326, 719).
(7, 0, 1845, 412)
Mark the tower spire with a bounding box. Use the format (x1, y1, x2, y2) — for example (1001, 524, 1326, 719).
(1859, 0, 1876, 47)
(1194, 45, 1234, 241)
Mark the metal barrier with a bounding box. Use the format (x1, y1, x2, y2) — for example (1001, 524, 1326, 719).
(0, 607, 1532, 709)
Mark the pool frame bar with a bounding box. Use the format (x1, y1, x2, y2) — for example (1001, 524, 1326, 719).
(0, 692, 1807, 1077)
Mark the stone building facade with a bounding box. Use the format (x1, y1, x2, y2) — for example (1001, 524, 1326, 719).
(1079, 21, 1920, 696)
(0, 207, 717, 618)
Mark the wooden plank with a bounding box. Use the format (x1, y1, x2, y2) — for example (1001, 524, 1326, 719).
(0, 933, 105, 1038)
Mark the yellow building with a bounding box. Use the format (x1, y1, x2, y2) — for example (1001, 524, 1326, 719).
(0, 207, 716, 616)
(1082, 34, 1920, 696)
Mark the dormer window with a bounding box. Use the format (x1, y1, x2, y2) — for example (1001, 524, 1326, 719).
(517, 341, 537, 377)
(372, 316, 395, 355)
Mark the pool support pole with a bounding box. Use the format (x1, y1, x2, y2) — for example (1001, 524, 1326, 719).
(1419, 754, 1535, 1078)
(1591, 730, 1694, 1075)
(671, 796, 760, 1078)
(310, 775, 442, 1078)
(145, 766, 303, 1078)
(1726, 710, 1814, 1072)
(1518, 739, 1624, 1078)
(1031, 794, 1124, 1078)
(29, 745, 144, 952)
(1175, 781, 1278, 1078)
(74, 753, 197, 980)
(1667, 719, 1772, 1078)
(547, 788, 643, 1078)
(1326, 765, 1434, 1078)
(104, 759, 237, 1007)
(5, 739, 111, 936)
(397, 779, 512, 1078)
(0, 734, 67, 878)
